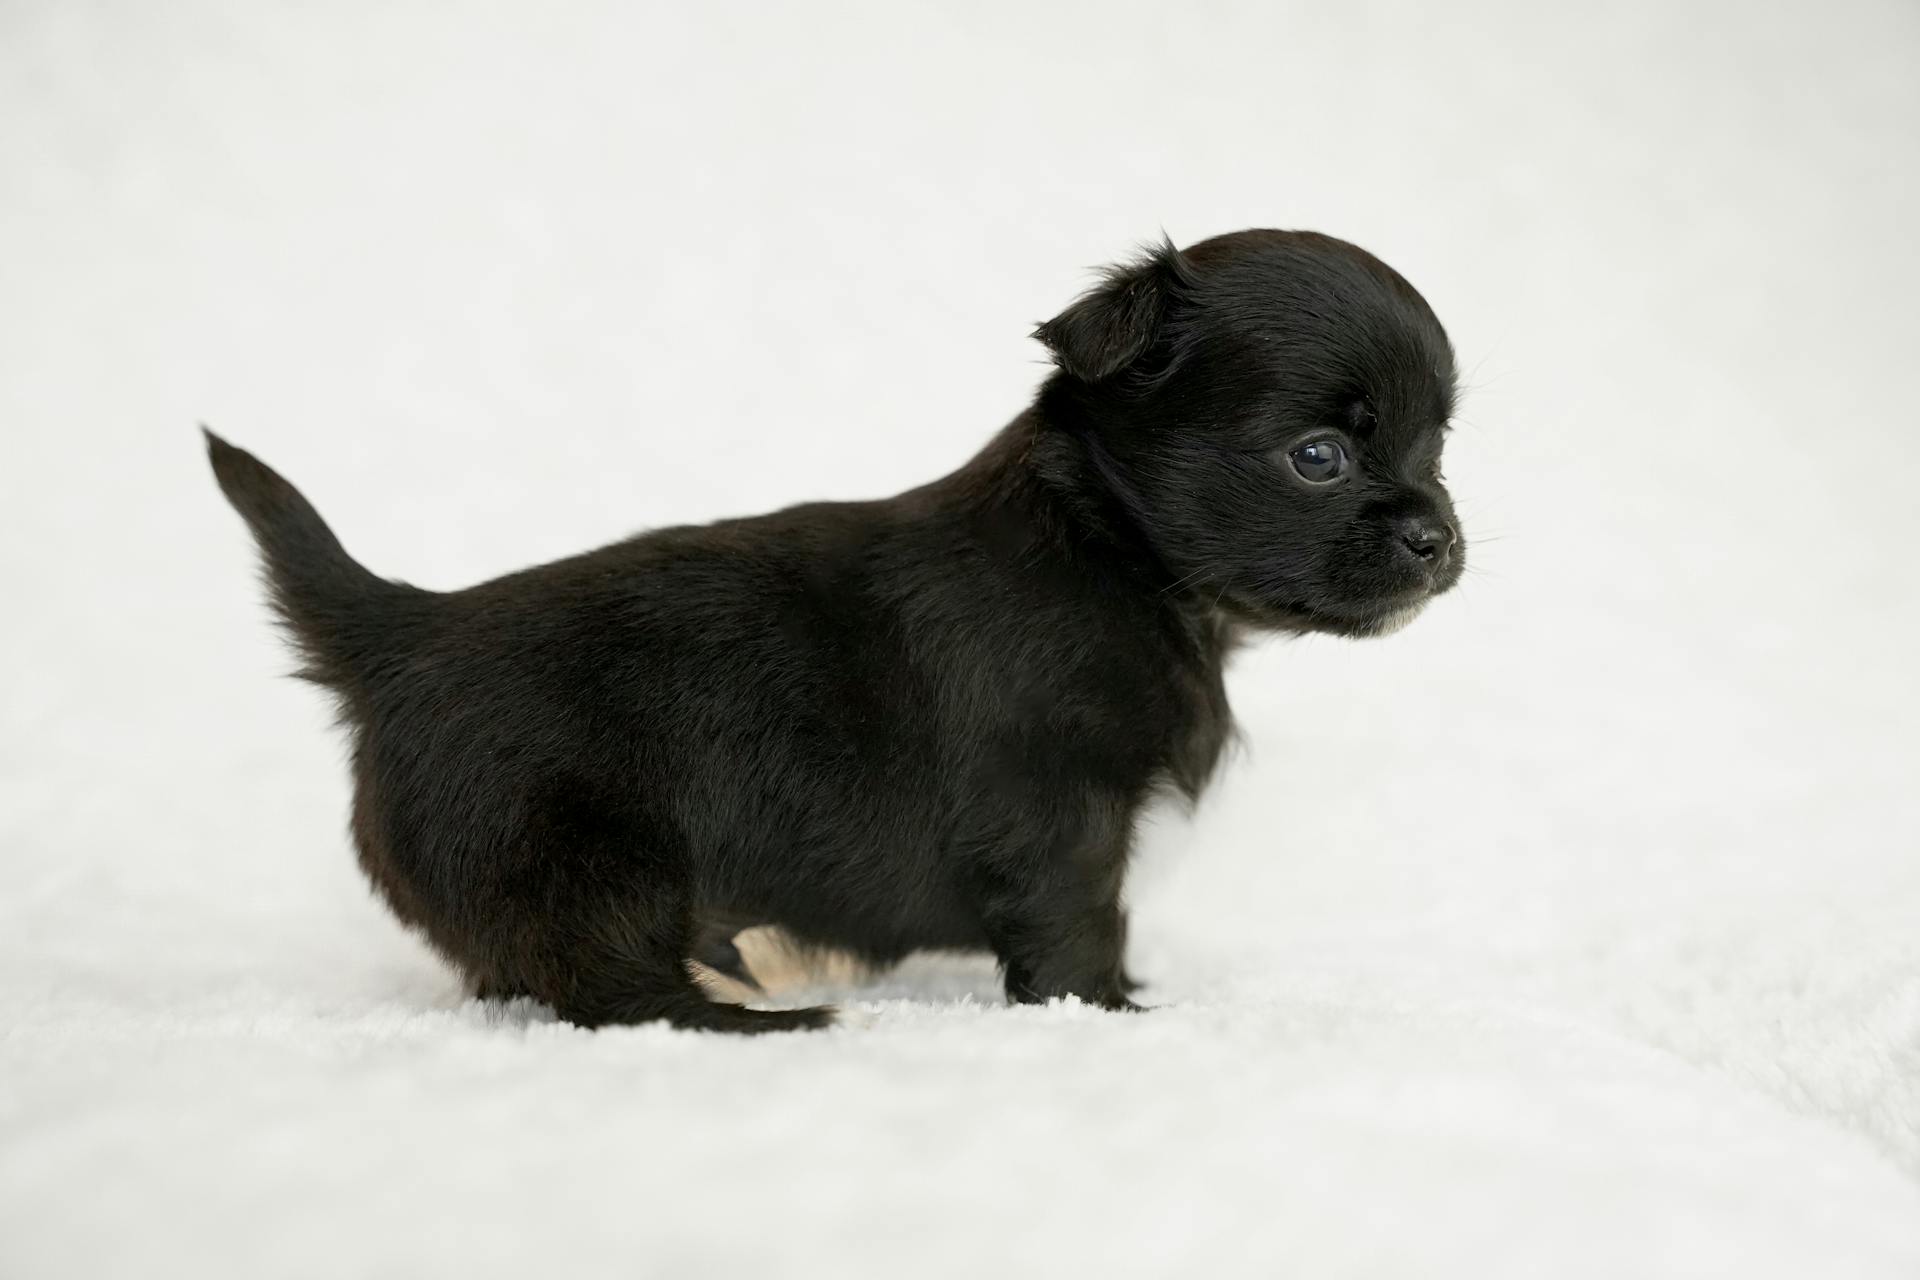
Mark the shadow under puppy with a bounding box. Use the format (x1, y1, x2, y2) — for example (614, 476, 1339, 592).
(207, 229, 1464, 1033)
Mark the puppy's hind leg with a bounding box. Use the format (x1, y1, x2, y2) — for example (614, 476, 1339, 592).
(514, 801, 832, 1035)
(555, 900, 831, 1034)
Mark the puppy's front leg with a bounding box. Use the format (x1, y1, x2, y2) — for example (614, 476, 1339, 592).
(972, 803, 1142, 1012)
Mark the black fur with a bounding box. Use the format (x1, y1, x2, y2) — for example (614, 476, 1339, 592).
(206, 229, 1462, 1033)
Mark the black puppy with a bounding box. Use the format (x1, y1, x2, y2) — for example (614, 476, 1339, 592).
(207, 229, 1462, 1033)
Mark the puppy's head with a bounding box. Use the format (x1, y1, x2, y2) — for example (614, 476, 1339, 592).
(1037, 230, 1462, 638)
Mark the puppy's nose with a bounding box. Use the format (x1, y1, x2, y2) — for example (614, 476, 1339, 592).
(1397, 518, 1456, 569)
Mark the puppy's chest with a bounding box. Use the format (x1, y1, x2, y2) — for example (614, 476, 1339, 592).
(951, 614, 1229, 796)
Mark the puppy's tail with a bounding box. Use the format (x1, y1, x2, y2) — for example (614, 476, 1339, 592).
(203, 427, 431, 690)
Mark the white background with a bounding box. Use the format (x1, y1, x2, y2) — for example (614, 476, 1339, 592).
(4, 2, 1919, 1277)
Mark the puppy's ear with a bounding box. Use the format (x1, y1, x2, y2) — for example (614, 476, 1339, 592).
(1034, 238, 1194, 384)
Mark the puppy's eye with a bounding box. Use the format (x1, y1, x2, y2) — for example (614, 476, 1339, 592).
(1288, 440, 1349, 484)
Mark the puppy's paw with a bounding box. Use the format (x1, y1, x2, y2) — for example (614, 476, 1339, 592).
(680, 1002, 836, 1035)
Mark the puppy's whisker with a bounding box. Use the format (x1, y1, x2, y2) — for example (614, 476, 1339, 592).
(1160, 563, 1216, 596)
(1459, 353, 1508, 393)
